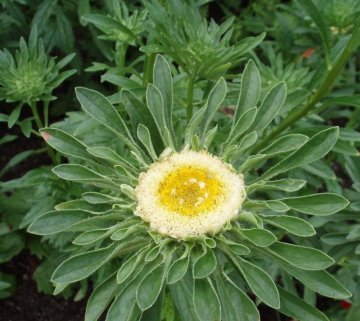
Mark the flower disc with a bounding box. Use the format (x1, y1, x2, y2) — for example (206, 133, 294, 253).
(135, 150, 246, 239)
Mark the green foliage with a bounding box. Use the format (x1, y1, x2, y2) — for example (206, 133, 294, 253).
(1, 2, 360, 321)
(26, 56, 352, 321)
(0, 26, 75, 103)
(144, 0, 265, 79)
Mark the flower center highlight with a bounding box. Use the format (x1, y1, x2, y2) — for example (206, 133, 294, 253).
(157, 166, 225, 216)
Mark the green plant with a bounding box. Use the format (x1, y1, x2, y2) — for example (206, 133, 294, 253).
(0, 26, 75, 136)
(28, 56, 351, 321)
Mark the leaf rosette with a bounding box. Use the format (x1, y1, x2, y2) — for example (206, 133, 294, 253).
(29, 55, 350, 321)
(0, 26, 75, 103)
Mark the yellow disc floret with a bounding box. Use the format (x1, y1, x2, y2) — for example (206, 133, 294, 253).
(135, 150, 246, 239)
(158, 165, 225, 216)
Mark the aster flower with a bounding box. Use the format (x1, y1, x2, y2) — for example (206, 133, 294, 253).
(29, 56, 350, 321)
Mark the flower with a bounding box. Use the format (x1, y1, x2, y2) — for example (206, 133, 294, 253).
(29, 56, 350, 321)
(135, 150, 246, 238)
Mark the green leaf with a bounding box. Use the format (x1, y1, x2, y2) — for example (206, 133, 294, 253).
(193, 278, 221, 321)
(262, 215, 316, 237)
(167, 256, 190, 285)
(261, 127, 339, 180)
(185, 107, 207, 144)
(121, 89, 159, 143)
(8, 103, 22, 128)
(40, 128, 89, 160)
(75, 87, 137, 151)
(153, 55, 173, 131)
(32, 0, 57, 32)
(269, 242, 334, 270)
(20, 118, 32, 137)
(28, 209, 90, 235)
(85, 273, 119, 321)
(137, 124, 158, 161)
(52, 245, 116, 283)
(73, 229, 107, 245)
(82, 14, 142, 46)
(295, 0, 332, 62)
(238, 259, 280, 309)
(250, 82, 287, 133)
(280, 262, 351, 299)
(201, 78, 227, 138)
(225, 241, 251, 256)
(0, 150, 34, 178)
(263, 200, 290, 212)
(136, 264, 166, 310)
(277, 286, 329, 321)
(239, 154, 267, 172)
(146, 84, 174, 147)
(303, 160, 336, 180)
(235, 60, 261, 119)
(169, 273, 199, 321)
(215, 275, 260, 321)
(86, 146, 135, 170)
(321, 233, 348, 246)
(193, 248, 217, 279)
(334, 140, 359, 156)
(237, 131, 258, 152)
(82, 192, 117, 204)
(280, 193, 349, 215)
(322, 95, 360, 109)
(101, 74, 142, 89)
(57, 52, 76, 69)
(117, 251, 147, 284)
(106, 280, 141, 321)
(241, 228, 277, 247)
(227, 107, 258, 147)
(259, 134, 308, 156)
(247, 178, 306, 194)
(53, 164, 105, 181)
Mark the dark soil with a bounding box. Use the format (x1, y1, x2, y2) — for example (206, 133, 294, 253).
(0, 119, 52, 181)
(0, 251, 87, 321)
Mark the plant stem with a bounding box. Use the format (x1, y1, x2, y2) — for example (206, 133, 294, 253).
(43, 101, 49, 128)
(143, 53, 156, 86)
(29, 101, 44, 130)
(186, 75, 195, 123)
(29, 101, 59, 165)
(116, 43, 128, 77)
(251, 25, 360, 153)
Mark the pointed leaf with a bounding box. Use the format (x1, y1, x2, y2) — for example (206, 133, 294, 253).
(262, 215, 316, 237)
(235, 60, 261, 119)
(262, 127, 339, 180)
(278, 286, 329, 321)
(239, 259, 280, 309)
(269, 242, 334, 270)
(280, 193, 349, 215)
(193, 278, 221, 321)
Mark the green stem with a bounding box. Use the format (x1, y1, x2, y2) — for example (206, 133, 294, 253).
(251, 25, 360, 153)
(29, 101, 60, 165)
(29, 101, 44, 130)
(43, 101, 49, 128)
(186, 75, 195, 123)
(143, 53, 156, 86)
(117, 43, 128, 77)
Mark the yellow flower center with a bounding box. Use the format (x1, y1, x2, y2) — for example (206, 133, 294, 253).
(157, 165, 225, 216)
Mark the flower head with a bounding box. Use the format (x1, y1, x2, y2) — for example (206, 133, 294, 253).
(135, 150, 246, 238)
